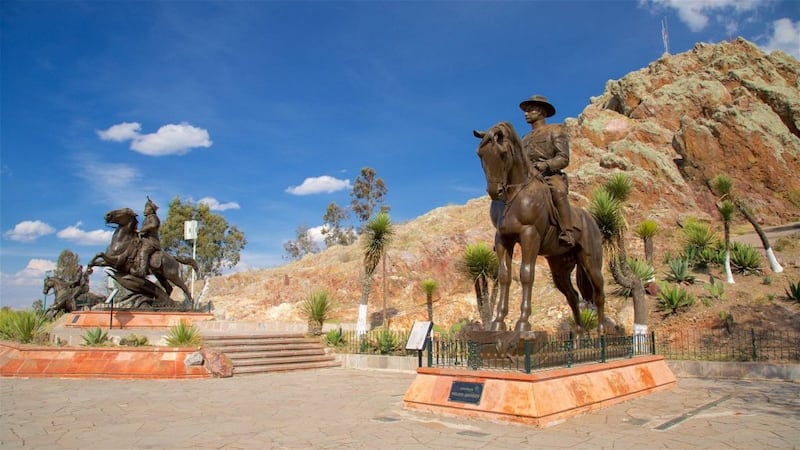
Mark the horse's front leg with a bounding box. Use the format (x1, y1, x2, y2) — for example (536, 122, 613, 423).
(490, 235, 513, 331)
(515, 228, 539, 332)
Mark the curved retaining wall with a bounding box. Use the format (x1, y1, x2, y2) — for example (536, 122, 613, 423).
(0, 341, 209, 379)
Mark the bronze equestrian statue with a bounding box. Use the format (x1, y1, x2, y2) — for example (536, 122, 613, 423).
(43, 266, 102, 319)
(474, 99, 605, 333)
(88, 200, 199, 306)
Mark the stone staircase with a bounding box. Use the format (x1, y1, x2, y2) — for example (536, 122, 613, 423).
(202, 333, 340, 375)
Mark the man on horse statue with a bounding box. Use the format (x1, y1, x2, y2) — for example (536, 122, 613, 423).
(133, 197, 162, 278)
(519, 94, 575, 247)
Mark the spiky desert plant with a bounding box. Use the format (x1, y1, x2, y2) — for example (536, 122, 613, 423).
(81, 327, 109, 346)
(421, 278, 438, 323)
(664, 256, 696, 285)
(730, 242, 763, 276)
(302, 290, 333, 335)
(357, 212, 394, 334)
(569, 308, 599, 332)
(460, 242, 499, 327)
(0, 309, 48, 344)
(786, 280, 800, 303)
(165, 321, 202, 347)
(656, 283, 695, 315)
(634, 219, 659, 264)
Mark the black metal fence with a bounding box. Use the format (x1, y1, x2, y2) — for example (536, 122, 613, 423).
(653, 328, 800, 362)
(328, 327, 800, 373)
(427, 331, 652, 373)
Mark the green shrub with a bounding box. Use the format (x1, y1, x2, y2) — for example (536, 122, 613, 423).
(786, 280, 800, 303)
(762, 275, 773, 286)
(718, 311, 734, 332)
(664, 257, 696, 285)
(119, 333, 149, 346)
(82, 327, 110, 346)
(165, 321, 202, 347)
(569, 308, 599, 331)
(656, 283, 695, 315)
(681, 220, 719, 254)
(375, 329, 399, 355)
(433, 319, 468, 338)
(325, 328, 345, 347)
(730, 242, 763, 275)
(0, 309, 48, 344)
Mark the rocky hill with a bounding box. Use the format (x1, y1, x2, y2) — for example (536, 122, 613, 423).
(203, 39, 800, 333)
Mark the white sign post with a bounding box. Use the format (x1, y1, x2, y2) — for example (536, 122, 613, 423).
(184, 220, 198, 306)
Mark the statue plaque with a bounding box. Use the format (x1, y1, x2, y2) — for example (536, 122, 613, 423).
(405, 321, 432, 351)
(448, 381, 484, 405)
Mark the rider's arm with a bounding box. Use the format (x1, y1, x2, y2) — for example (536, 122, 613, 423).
(546, 125, 570, 172)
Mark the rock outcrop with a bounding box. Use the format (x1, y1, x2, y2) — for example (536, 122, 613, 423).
(204, 39, 799, 332)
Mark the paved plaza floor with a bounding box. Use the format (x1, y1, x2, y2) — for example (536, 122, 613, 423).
(1, 368, 798, 449)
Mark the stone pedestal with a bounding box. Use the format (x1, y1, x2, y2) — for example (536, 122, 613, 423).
(403, 355, 676, 427)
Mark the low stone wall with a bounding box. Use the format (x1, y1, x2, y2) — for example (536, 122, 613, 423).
(0, 341, 209, 379)
(335, 353, 417, 372)
(66, 311, 214, 329)
(667, 360, 799, 382)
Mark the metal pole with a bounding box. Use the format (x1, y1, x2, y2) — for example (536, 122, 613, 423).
(191, 238, 196, 306)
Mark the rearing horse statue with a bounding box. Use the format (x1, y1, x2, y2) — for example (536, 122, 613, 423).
(474, 122, 605, 333)
(88, 207, 200, 304)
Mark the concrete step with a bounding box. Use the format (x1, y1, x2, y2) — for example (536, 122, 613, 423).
(201, 332, 340, 376)
(233, 360, 341, 375)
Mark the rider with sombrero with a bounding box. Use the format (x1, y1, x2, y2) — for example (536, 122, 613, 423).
(134, 197, 161, 278)
(519, 94, 575, 247)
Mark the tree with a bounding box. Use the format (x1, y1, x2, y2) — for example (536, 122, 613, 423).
(710, 175, 783, 273)
(634, 219, 659, 265)
(350, 167, 389, 225)
(356, 213, 393, 335)
(421, 278, 438, 323)
(321, 202, 356, 247)
(160, 197, 247, 276)
(589, 173, 648, 337)
(718, 200, 736, 284)
(55, 249, 81, 282)
(459, 242, 499, 327)
(283, 225, 321, 260)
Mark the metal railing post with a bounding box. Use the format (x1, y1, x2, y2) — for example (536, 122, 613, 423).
(524, 340, 532, 374)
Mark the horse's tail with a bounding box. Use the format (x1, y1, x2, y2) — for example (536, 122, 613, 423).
(176, 255, 201, 278)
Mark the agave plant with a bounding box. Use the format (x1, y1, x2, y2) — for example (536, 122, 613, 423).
(616, 258, 655, 298)
(786, 280, 800, 303)
(730, 242, 763, 276)
(664, 257, 696, 285)
(569, 308, 599, 332)
(656, 282, 695, 315)
(81, 327, 109, 346)
(0, 309, 48, 344)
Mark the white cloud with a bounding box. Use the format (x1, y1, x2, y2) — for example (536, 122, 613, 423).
(97, 122, 212, 156)
(56, 223, 113, 245)
(79, 160, 141, 189)
(1, 259, 56, 287)
(97, 122, 142, 141)
(760, 18, 800, 59)
(307, 225, 326, 246)
(3, 220, 55, 242)
(199, 197, 241, 211)
(644, 0, 765, 32)
(285, 175, 351, 195)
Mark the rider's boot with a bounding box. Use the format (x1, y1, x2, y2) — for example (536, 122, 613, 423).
(553, 190, 575, 247)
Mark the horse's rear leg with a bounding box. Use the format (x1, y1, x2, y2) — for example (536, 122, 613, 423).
(548, 259, 583, 334)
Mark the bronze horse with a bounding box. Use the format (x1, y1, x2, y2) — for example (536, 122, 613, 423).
(42, 276, 77, 319)
(88, 207, 199, 303)
(473, 122, 605, 333)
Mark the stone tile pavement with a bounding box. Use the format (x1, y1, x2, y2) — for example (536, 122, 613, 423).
(1, 368, 798, 449)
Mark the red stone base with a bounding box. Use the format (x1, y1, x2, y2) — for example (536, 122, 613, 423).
(0, 341, 209, 379)
(403, 355, 676, 426)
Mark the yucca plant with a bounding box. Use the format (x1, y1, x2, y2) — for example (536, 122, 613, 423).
(664, 257, 696, 285)
(81, 327, 110, 346)
(730, 242, 763, 275)
(0, 309, 48, 344)
(302, 290, 333, 335)
(786, 280, 800, 303)
(604, 173, 633, 202)
(656, 283, 695, 315)
(634, 219, 659, 264)
(165, 321, 202, 347)
(680, 219, 720, 267)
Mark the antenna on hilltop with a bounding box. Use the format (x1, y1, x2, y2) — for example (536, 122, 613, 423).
(661, 17, 670, 55)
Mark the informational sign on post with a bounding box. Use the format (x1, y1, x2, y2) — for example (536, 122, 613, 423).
(184, 220, 198, 240)
(405, 321, 433, 351)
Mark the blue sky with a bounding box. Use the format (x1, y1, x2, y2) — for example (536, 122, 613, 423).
(2, 0, 798, 309)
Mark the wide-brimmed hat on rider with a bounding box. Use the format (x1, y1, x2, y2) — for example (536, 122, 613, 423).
(144, 197, 159, 213)
(519, 94, 556, 117)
